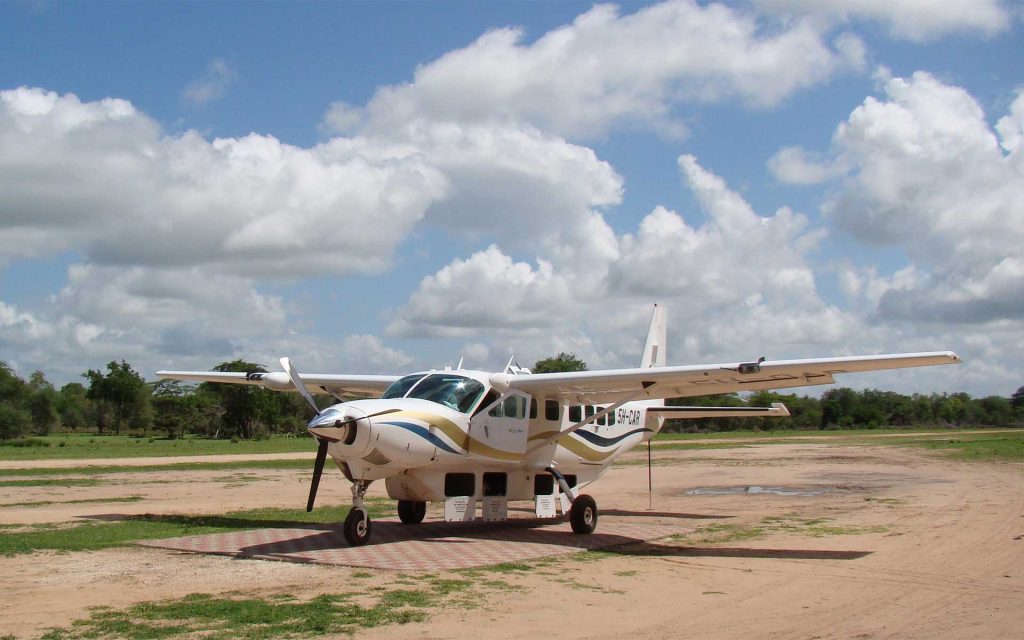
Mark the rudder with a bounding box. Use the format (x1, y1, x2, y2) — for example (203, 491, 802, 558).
(639, 304, 667, 368)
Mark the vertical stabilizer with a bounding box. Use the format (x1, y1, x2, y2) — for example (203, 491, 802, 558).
(639, 304, 668, 368)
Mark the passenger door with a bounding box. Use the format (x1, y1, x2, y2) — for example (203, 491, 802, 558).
(469, 392, 530, 460)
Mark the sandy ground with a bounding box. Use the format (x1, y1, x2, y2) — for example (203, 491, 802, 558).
(2, 439, 1022, 639)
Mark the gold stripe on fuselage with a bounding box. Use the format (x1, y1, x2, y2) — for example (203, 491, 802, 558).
(527, 429, 623, 462)
(389, 410, 522, 462)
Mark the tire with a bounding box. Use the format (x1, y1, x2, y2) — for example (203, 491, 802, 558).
(569, 494, 598, 534)
(343, 508, 372, 546)
(397, 500, 427, 524)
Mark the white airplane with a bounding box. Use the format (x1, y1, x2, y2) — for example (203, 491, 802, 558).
(157, 306, 960, 546)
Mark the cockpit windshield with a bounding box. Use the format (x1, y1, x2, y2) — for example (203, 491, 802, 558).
(381, 373, 485, 414)
(380, 374, 426, 400)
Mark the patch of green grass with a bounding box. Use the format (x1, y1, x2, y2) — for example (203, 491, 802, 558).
(865, 497, 904, 506)
(41, 590, 430, 640)
(613, 455, 691, 467)
(650, 441, 755, 451)
(651, 427, 1000, 442)
(676, 514, 889, 544)
(0, 477, 104, 488)
(3, 495, 144, 508)
(0, 458, 313, 478)
(379, 589, 434, 608)
(0, 434, 316, 461)
(0, 499, 394, 556)
(676, 523, 767, 544)
(472, 561, 536, 573)
(569, 549, 619, 563)
(907, 432, 1024, 461)
(42, 572, 479, 639)
(429, 578, 474, 595)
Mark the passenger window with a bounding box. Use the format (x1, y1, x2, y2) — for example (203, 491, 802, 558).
(529, 399, 538, 420)
(569, 405, 582, 423)
(487, 395, 526, 418)
(585, 406, 595, 422)
(597, 410, 606, 426)
(545, 400, 561, 422)
(608, 410, 616, 426)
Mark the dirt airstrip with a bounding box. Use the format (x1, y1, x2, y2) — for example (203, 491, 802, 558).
(2, 438, 1022, 639)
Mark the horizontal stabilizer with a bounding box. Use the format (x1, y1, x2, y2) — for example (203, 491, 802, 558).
(648, 402, 790, 419)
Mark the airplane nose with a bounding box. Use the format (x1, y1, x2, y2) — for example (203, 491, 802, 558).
(307, 406, 368, 446)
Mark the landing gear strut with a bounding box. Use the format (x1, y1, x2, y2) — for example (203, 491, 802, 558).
(343, 480, 372, 546)
(546, 466, 599, 535)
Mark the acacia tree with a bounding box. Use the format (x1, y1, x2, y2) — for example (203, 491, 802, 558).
(533, 352, 588, 373)
(27, 371, 59, 435)
(1012, 387, 1024, 420)
(200, 360, 274, 440)
(0, 362, 30, 441)
(57, 383, 92, 431)
(84, 361, 149, 434)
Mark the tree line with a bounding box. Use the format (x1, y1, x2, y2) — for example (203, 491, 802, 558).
(0, 360, 312, 442)
(1, 355, 1022, 441)
(663, 387, 1024, 433)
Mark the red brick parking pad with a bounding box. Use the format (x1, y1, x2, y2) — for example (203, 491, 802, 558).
(137, 518, 681, 571)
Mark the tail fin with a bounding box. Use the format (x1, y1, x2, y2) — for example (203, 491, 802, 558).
(639, 304, 667, 368)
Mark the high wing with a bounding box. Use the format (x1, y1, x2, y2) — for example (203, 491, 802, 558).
(501, 351, 960, 405)
(155, 369, 400, 399)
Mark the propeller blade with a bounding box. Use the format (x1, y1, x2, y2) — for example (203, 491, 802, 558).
(307, 438, 329, 512)
(281, 356, 320, 416)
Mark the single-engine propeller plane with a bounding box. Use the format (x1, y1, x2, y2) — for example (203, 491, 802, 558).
(157, 306, 960, 546)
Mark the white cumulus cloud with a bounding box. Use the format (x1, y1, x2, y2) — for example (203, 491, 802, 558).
(823, 72, 1024, 323)
(752, 0, 1013, 42)
(325, 0, 865, 140)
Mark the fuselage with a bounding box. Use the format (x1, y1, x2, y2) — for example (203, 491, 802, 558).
(307, 369, 662, 503)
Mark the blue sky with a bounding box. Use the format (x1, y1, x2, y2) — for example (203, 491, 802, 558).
(1, 0, 1021, 396)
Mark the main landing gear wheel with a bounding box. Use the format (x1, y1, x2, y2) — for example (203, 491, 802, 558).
(397, 500, 427, 524)
(569, 494, 598, 535)
(343, 508, 371, 546)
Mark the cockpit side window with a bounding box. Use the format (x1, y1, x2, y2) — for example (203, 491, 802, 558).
(381, 374, 427, 400)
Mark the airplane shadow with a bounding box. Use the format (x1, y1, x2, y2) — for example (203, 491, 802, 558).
(605, 542, 871, 561)
(506, 506, 728, 520)
(235, 518, 642, 557)
(84, 512, 333, 530)
(112, 510, 871, 565)
(600, 508, 729, 520)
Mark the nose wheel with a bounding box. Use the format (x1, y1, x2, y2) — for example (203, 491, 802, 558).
(343, 507, 371, 546)
(343, 480, 373, 546)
